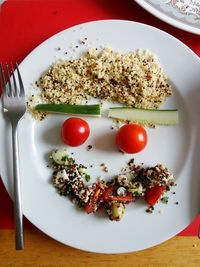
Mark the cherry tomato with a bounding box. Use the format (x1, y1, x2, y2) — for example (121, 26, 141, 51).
(116, 124, 147, 154)
(61, 117, 90, 147)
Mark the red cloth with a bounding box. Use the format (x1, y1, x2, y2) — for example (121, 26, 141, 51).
(0, 0, 199, 235)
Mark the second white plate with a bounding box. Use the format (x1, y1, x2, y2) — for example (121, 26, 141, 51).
(135, 0, 200, 35)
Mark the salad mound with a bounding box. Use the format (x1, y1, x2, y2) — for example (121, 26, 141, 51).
(50, 149, 175, 221)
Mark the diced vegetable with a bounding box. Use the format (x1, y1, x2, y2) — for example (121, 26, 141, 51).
(108, 202, 125, 221)
(109, 193, 133, 203)
(35, 103, 101, 117)
(116, 187, 127, 196)
(145, 185, 165, 206)
(101, 185, 116, 201)
(101, 185, 133, 203)
(84, 202, 94, 214)
(51, 149, 69, 165)
(128, 183, 144, 196)
(84, 184, 102, 214)
(108, 107, 179, 125)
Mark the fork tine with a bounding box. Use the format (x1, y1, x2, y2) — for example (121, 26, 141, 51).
(16, 63, 25, 97)
(6, 63, 12, 97)
(11, 63, 18, 97)
(0, 63, 7, 98)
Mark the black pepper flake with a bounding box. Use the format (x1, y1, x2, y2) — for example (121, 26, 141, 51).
(75, 45, 78, 48)
(175, 202, 179, 205)
(172, 192, 176, 194)
(65, 52, 68, 55)
(166, 186, 170, 191)
(147, 205, 154, 213)
(146, 206, 153, 213)
(87, 145, 92, 151)
(46, 165, 49, 168)
(90, 165, 93, 168)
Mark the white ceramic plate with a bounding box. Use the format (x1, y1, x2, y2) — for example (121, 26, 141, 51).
(0, 20, 200, 254)
(135, 0, 200, 35)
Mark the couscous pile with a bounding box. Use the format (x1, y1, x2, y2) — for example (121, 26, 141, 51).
(29, 48, 172, 118)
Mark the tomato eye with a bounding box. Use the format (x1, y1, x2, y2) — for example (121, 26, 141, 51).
(116, 124, 147, 154)
(61, 117, 90, 147)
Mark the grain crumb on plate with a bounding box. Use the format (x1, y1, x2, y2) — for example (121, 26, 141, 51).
(101, 163, 109, 172)
(158, 209, 164, 214)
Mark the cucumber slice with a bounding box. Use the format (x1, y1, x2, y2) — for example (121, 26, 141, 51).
(108, 107, 178, 125)
(35, 104, 101, 117)
(51, 149, 69, 165)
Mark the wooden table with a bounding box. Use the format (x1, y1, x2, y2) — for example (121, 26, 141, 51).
(0, 230, 199, 267)
(0, 1, 200, 266)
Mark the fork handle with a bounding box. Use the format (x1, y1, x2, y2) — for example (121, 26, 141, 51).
(12, 121, 24, 250)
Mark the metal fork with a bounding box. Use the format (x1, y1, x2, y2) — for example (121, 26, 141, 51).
(0, 63, 26, 250)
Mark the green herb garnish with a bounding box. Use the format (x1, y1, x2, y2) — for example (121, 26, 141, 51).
(85, 174, 91, 182)
(61, 156, 67, 162)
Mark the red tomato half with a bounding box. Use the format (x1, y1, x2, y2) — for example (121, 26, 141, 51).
(116, 124, 147, 154)
(61, 117, 90, 147)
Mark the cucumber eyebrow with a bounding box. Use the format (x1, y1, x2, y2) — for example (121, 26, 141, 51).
(108, 107, 179, 126)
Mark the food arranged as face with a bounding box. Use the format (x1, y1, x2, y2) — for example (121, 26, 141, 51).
(28, 47, 178, 221)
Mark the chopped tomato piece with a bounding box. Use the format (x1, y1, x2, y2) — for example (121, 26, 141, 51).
(145, 185, 165, 206)
(84, 184, 103, 214)
(109, 192, 133, 203)
(93, 188, 101, 203)
(101, 185, 116, 201)
(101, 186, 133, 203)
(84, 202, 94, 214)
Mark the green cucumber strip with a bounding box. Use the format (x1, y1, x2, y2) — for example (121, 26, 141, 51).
(35, 104, 101, 117)
(108, 107, 178, 125)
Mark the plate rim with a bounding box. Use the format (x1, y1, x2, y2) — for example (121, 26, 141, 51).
(134, 0, 200, 35)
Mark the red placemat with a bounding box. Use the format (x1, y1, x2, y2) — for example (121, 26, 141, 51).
(0, 0, 199, 236)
